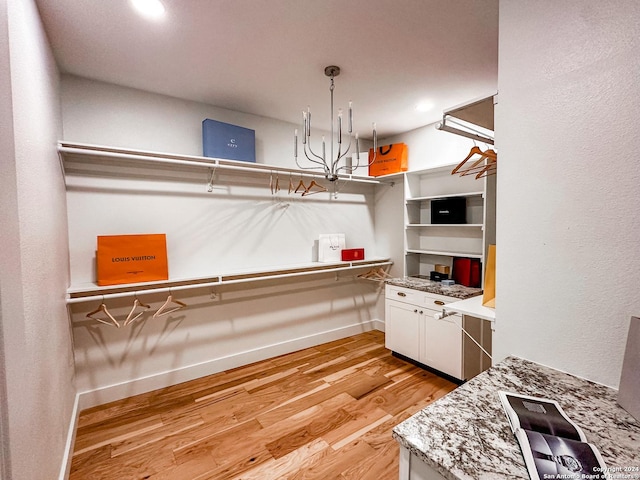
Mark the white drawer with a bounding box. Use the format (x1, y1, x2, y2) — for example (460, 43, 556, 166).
(422, 291, 458, 309)
(386, 284, 459, 309)
(386, 285, 424, 304)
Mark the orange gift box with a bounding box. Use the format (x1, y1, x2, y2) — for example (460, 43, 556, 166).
(96, 234, 168, 286)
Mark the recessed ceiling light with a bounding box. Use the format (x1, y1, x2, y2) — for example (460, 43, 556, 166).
(131, 0, 166, 20)
(415, 100, 435, 112)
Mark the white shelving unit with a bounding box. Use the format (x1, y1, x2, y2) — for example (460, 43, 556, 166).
(58, 142, 395, 305)
(66, 258, 392, 304)
(58, 142, 385, 185)
(403, 164, 496, 282)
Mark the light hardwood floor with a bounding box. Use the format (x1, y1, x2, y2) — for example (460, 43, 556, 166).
(70, 330, 457, 480)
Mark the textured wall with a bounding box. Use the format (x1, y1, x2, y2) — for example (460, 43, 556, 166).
(0, 0, 76, 479)
(494, 0, 640, 387)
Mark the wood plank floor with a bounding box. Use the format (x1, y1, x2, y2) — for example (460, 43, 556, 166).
(70, 330, 457, 480)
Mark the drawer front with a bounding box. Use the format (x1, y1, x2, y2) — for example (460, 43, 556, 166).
(386, 285, 459, 309)
(422, 291, 457, 310)
(386, 285, 424, 305)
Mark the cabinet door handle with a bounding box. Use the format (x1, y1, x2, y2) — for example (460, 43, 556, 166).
(397, 292, 407, 297)
(419, 310, 423, 314)
(414, 309, 418, 313)
(434, 300, 445, 306)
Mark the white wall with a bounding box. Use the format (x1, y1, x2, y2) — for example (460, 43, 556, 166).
(61, 77, 387, 407)
(381, 121, 476, 172)
(62, 74, 374, 172)
(0, 1, 76, 479)
(494, 0, 640, 387)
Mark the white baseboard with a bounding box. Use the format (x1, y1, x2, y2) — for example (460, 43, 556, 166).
(58, 393, 80, 480)
(372, 318, 385, 332)
(78, 319, 384, 411)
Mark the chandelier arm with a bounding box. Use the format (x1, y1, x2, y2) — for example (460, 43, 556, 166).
(294, 161, 329, 171)
(303, 142, 327, 164)
(352, 150, 377, 171)
(331, 136, 352, 171)
(299, 155, 326, 169)
(333, 164, 352, 175)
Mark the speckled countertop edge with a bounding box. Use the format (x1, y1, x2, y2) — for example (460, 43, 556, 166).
(392, 356, 640, 480)
(386, 277, 482, 300)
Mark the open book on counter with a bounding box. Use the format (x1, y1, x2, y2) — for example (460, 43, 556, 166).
(499, 391, 607, 480)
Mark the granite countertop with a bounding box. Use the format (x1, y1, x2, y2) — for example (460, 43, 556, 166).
(386, 276, 482, 300)
(393, 356, 640, 480)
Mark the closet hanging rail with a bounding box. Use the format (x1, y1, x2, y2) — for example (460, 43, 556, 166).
(436, 116, 494, 145)
(66, 259, 393, 304)
(58, 143, 383, 185)
(436, 95, 496, 146)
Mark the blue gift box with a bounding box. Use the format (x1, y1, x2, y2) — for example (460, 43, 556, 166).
(202, 118, 256, 162)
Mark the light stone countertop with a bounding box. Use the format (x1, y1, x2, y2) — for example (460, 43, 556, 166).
(392, 356, 640, 480)
(386, 276, 482, 300)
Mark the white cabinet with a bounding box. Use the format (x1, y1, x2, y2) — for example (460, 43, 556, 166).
(385, 284, 463, 380)
(385, 299, 421, 360)
(423, 306, 462, 378)
(403, 165, 496, 282)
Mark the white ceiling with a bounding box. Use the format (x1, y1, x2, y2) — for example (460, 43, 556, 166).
(34, 0, 498, 139)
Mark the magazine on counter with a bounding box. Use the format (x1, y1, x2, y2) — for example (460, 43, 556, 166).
(499, 391, 607, 480)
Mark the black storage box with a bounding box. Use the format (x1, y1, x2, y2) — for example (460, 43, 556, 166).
(430, 271, 450, 281)
(431, 197, 466, 224)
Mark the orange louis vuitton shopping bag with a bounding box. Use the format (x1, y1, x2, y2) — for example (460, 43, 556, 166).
(368, 143, 408, 177)
(97, 234, 168, 286)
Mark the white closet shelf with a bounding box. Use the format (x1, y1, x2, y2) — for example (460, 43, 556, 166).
(406, 249, 483, 258)
(66, 258, 392, 304)
(406, 223, 483, 228)
(58, 142, 384, 185)
(405, 192, 484, 203)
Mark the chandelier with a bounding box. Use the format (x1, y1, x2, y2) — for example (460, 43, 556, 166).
(294, 65, 377, 181)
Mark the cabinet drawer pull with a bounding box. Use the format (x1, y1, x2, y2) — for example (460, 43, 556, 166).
(397, 292, 407, 297)
(434, 300, 445, 306)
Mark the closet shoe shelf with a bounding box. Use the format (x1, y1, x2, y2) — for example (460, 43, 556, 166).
(66, 258, 393, 304)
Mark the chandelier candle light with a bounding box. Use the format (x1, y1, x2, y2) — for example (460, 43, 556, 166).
(294, 65, 377, 181)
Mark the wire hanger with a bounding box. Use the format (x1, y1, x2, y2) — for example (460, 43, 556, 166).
(153, 290, 187, 318)
(123, 294, 151, 327)
(86, 297, 120, 328)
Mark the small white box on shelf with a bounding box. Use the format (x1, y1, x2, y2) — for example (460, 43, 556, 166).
(318, 234, 345, 263)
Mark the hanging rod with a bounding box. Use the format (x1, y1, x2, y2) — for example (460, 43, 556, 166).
(436, 116, 494, 145)
(58, 143, 382, 185)
(66, 260, 393, 304)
